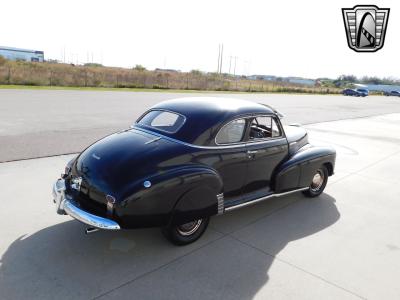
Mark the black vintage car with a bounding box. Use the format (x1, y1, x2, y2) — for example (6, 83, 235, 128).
(53, 98, 336, 245)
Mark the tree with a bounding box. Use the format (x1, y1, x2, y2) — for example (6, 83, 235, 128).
(84, 63, 103, 67)
(337, 75, 358, 83)
(134, 64, 146, 71)
(190, 69, 202, 76)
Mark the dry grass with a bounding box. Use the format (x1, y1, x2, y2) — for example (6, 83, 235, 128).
(0, 60, 340, 94)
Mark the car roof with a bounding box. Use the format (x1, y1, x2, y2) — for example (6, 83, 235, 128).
(142, 97, 276, 145)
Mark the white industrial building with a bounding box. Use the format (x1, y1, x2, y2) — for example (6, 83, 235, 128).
(0, 46, 44, 62)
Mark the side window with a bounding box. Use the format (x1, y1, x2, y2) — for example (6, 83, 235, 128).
(216, 119, 246, 144)
(249, 116, 282, 140)
(271, 118, 281, 137)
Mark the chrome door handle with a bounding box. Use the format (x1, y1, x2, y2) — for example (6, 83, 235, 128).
(247, 150, 258, 154)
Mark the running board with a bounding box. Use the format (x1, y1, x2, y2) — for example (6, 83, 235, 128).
(224, 187, 308, 212)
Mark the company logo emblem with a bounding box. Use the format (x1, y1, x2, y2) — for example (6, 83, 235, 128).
(342, 5, 390, 52)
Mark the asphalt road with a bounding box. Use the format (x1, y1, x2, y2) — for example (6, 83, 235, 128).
(1, 89, 400, 162)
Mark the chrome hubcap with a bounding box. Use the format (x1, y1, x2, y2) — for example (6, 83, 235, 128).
(310, 170, 324, 192)
(177, 219, 202, 236)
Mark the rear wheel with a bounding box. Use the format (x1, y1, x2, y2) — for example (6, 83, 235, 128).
(303, 166, 328, 198)
(162, 217, 210, 246)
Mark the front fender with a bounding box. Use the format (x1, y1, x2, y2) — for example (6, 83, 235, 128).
(273, 145, 336, 193)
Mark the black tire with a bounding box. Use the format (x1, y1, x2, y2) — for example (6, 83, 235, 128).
(303, 165, 329, 198)
(162, 217, 210, 246)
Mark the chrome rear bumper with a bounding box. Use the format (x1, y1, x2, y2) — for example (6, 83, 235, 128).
(52, 179, 120, 230)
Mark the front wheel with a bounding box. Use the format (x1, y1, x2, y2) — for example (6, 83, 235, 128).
(162, 217, 210, 246)
(303, 166, 328, 198)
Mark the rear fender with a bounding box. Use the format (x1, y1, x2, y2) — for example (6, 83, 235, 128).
(273, 145, 336, 193)
(169, 167, 223, 226)
(116, 165, 222, 228)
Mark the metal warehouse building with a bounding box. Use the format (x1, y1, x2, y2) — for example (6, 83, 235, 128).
(0, 46, 44, 62)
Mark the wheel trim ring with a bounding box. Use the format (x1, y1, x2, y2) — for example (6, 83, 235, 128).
(177, 219, 202, 236)
(310, 170, 324, 192)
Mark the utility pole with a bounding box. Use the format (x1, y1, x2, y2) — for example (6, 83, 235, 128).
(234, 56, 238, 89)
(229, 56, 232, 75)
(217, 44, 221, 74)
(233, 56, 237, 76)
(219, 44, 224, 74)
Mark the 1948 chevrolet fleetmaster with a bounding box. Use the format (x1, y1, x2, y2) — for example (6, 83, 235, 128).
(53, 97, 336, 245)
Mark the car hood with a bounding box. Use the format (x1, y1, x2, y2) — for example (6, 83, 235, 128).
(73, 128, 187, 199)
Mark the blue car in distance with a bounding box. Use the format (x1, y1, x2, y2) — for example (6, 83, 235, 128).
(342, 88, 368, 97)
(384, 90, 400, 97)
(356, 88, 369, 96)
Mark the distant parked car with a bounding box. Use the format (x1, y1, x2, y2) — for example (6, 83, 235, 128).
(342, 89, 357, 96)
(384, 90, 400, 97)
(356, 88, 369, 97)
(342, 88, 368, 97)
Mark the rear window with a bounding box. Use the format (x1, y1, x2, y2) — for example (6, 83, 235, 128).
(137, 110, 186, 133)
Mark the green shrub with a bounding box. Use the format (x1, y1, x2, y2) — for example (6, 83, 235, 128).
(0, 55, 6, 66)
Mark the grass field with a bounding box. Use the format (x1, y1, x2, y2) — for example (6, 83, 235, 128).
(0, 59, 340, 94)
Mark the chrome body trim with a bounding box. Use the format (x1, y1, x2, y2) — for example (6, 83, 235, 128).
(217, 193, 224, 214)
(52, 179, 121, 230)
(224, 187, 308, 212)
(145, 136, 161, 145)
(63, 199, 120, 230)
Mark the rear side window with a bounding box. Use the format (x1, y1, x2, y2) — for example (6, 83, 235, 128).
(216, 119, 246, 144)
(137, 110, 185, 133)
(249, 116, 282, 140)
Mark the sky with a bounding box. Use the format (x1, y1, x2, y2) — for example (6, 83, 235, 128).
(1, 0, 399, 79)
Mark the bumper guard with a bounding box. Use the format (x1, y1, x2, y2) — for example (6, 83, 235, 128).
(52, 179, 120, 230)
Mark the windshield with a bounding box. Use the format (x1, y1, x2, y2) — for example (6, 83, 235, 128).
(136, 110, 186, 134)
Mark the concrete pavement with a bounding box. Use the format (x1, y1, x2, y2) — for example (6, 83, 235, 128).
(1, 113, 400, 299)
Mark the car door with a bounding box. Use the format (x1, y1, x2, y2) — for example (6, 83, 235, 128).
(242, 115, 289, 200)
(213, 118, 249, 202)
